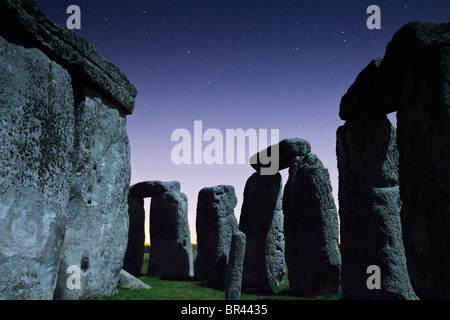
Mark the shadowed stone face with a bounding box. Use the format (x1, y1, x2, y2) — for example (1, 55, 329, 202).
(283, 153, 341, 297)
(147, 191, 193, 279)
(225, 231, 246, 301)
(195, 185, 238, 285)
(239, 172, 285, 288)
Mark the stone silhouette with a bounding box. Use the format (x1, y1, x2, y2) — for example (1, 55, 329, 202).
(239, 172, 285, 288)
(283, 154, 341, 296)
(195, 185, 239, 285)
(124, 181, 182, 277)
(0, 0, 136, 300)
(225, 231, 247, 300)
(250, 138, 311, 173)
(147, 191, 193, 279)
(337, 115, 417, 300)
(338, 21, 449, 299)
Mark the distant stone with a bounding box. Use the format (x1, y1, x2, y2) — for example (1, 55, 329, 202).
(118, 270, 151, 290)
(283, 154, 341, 296)
(250, 138, 311, 173)
(129, 181, 181, 198)
(239, 172, 285, 288)
(195, 185, 239, 284)
(147, 191, 193, 279)
(225, 231, 247, 300)
(123, 196, 146, 277)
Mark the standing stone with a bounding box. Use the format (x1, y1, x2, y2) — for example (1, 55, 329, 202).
(147, 191, 193, 279)
(283, 153, 341, 297)
(239, 172, 285, 288)
(123, 180, 182, 277)
(225, 231, 247, 300)
(250, 138, 311, 173)
(337, 115, 417, 300)
(395, 23, 450, 299)
(195, 185, 238, 285)
(123, 196, 146, 277)
(54, 89, 131, 300)
(0, 36, 74, 300)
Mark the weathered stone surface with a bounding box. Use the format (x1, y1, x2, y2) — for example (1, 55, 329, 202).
(239, 172, 285, 288)
(338, 21, 449, 299)
(225, 231, 246, 301)
(129, 181, 181, 199)
(0, 0, 137, 114)
(147, 191, 193, 279)
(397, 34, 450, 299)
(250, 138, 311, 173)
(54, 89, 131, 300)
(337, 115, 417, 300)
(118, 270, 151, 290)
(195, 185, 238, 284)
(0, 35, 74, 300)
(123, 196, 146, 277)
(283, 154, 341, 297)
(340, 21, 450, 121)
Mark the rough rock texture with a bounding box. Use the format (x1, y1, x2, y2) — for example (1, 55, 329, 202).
(0, 0, 137, 114)
(339, 21, 449, 299)
(54, 90, 131, 300)
(0, 35, 74, 300)
(337, 115, 417, 300)
(250, 138, 311, 172)
(123, 196, 146, 277)
(283, 154, 341, 297)
(147, 191, 193, 279)
(195, 185, 239, 284)
(225, 231, 246, 301)
(0, 0, 135, 300)
(118, 270, 151, 290)
(396, 28, 450, 299)
(239, 172, 285, 288)
(129, 181, 181, 199)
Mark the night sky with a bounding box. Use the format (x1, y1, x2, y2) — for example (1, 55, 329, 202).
(36, 0, 450, 243)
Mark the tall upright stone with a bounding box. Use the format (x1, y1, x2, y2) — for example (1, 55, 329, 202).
(283, 153, 341, 297)
(239, 172, 285, 288)
(195, 185, 238, 285)
(147, 191, 193, 279)
(0, 0, 137, 300)
(0, 36, 74, 300)
(225, 231, 247, 301)
(337, 115, 417, 300)
(55, 89, 131, 300)
(123, 181, 181, 277)
(338, 21, 449, 299)
(123, 196, 146, 277)
(394, 23, 450, 299)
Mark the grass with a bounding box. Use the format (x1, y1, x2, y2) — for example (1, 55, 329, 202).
(95, 259, 342, 301)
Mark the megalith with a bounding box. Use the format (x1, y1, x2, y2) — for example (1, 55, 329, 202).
(338, 21, 449, 299)
(195, 185, 239, 284)
(147, 191, 193, 279)
(283, 153, 341, 296)
(337, 115, 417, 300)
(0, 0, 137, 300)
(239, 172, 285, 288)
(123, 181, 181, 277)
(225, 231, 247, 300)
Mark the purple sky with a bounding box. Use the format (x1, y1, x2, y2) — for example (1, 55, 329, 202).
(37, 0, 450, 243)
